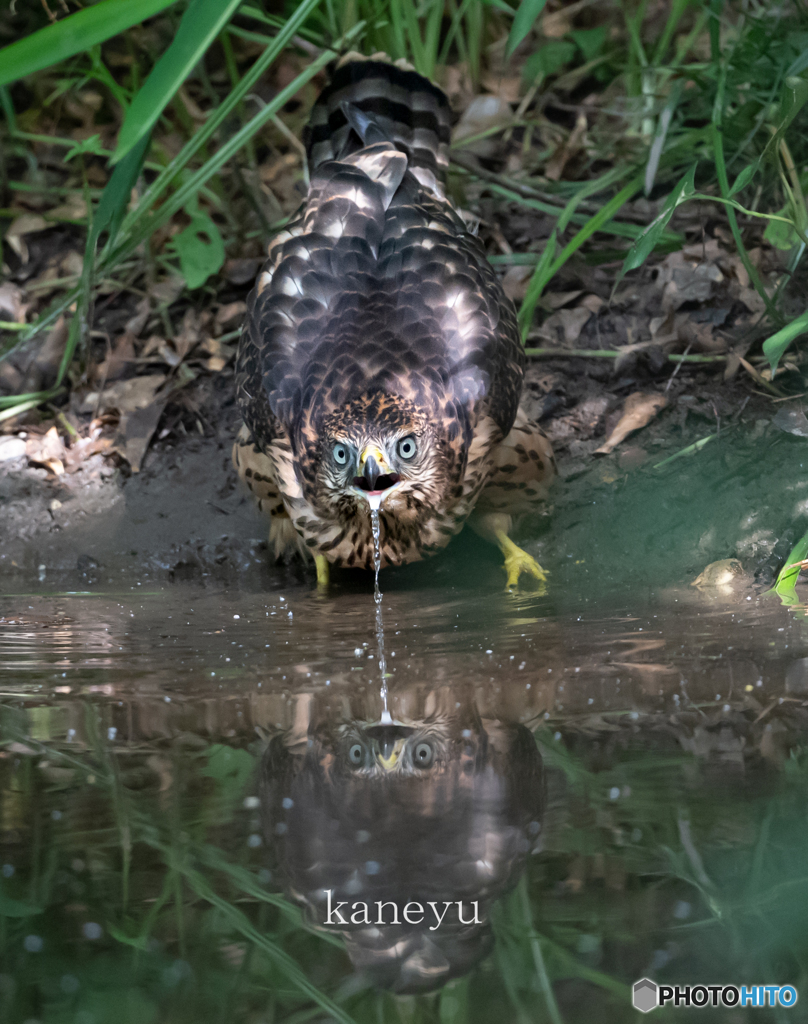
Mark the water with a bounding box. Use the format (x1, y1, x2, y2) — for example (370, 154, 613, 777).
(1, 552, 808, 1022)
(368, 500, 391, 724)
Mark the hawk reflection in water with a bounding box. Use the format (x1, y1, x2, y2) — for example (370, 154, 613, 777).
(260, 688, 545, 992)
(234, 54, 555, 589)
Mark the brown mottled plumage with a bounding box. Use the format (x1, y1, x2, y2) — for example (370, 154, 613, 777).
(234, 55, 555, 586)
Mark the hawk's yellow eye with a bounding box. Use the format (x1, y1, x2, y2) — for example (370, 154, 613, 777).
(397, 436, 417, 460)
(333, 443, 349, 466)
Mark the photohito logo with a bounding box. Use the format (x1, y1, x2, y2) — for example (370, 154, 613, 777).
(632, 980, 798, 1012)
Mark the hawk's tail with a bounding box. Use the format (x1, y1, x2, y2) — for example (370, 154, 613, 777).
(304, 53, 452, 193)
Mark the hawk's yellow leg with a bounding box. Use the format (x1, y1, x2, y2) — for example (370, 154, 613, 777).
(470, 512, 549, 593)
(495, 529, 548, 593)
(314, 555, 330, 589)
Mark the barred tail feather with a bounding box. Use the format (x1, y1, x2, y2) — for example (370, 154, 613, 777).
(303, 53, 452, 197)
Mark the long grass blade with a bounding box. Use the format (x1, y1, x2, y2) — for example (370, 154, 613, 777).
(113, 0, 244, 163)
(0, 0, 180, 87)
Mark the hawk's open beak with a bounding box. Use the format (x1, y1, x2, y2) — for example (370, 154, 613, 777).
(356, 445, 400, 493)
(376, 735, 405, 771)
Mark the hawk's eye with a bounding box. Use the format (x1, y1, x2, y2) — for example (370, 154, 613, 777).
(333, 443, 349, 466)
(397, 436, 417, 460)
(413, 741, 433, 768)
(348, 743, 365, 766)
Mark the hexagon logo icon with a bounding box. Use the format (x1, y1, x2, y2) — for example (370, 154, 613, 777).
(633, 978, 658, 1013)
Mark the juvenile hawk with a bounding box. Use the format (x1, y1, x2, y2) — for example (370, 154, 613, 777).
(234, 55, 555, 587)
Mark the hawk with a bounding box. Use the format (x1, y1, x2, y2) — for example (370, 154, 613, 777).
(234, 54, 555, 588)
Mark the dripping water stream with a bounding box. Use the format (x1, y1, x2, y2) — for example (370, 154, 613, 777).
(367, 495, 392, 725)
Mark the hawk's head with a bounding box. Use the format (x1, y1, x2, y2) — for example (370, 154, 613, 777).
(311, 392, 465, 527)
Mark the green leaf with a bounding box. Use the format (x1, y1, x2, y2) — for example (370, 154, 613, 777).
(517, 229, 557, 337)
(64, 134, 105, 163)
(0, 0, 180, 88)
(762, 309, 808, 373)
(729, 161, 758, 197)
(92, 132, 151, 253)
(169, 211, 225, 290)
(522, 40, 576, 81)
(764, 213, 801, 251)
(506, 0, 548, 58)
(113, 0, 244, 164)
(622, 164, 696, 275)
(571, 26, 607, 61)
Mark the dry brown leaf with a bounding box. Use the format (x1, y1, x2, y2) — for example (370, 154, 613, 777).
(26, 426, 66, 476)
(47, 197, 88, 222)
(557, 307, 591, 345)
(81, 373, 167, 415)
(93, 331, 136, 383)
(545, 112, 588, 182)
(540, 290, 583, 311)
(125, 297, 151, 336)
(215, 301, 247, 331)
(502, 265, 533, 302)
(452, 95, 513, 157)
(579, 294, 604, 314)
(0, 282, 27, 323)
(223, 258, 261, 285)
(5, 214, 48, 263)
(479, 73, 522, 103)
(149, 276, 185, 306)
(114, 400, 167, 473)
(593, 392, 667, 455)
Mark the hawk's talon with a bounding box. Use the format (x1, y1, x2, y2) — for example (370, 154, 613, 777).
(315, 554, 330, 590)
(495, 529, 548, 593)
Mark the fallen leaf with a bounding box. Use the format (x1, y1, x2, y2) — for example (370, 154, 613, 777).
(593, 392, 667, 455)
(47, 197, 88, 222)
(93, 331, 136, 383)
(5, 214, 48, 263)
(0, 282, 27, 323)
(148, 276, 185, 306)
(125, 297, 151, 336)
(173, 308, 202, 361)
(114, 401, 167, 472)
(540, 290, 583, 311)
(502, 265, 533, 302)
(557, 307, 591, 345)
(479, 73, 522, 103)
(452, 95, 513, 156)
(545, 112, 588, 182)
(579, 294, 604, 314)
(223, 258, 261, 285)
(81, 374, 167, 415)
(25, 426, 66, 475)
(772, 406, 808, 438)
(215, 301, 247, 331)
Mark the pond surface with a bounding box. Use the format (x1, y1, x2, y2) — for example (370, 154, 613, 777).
(1, 560, 808, 1023)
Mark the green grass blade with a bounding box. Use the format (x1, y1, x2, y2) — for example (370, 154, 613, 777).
(104, 51, 333, 270)
(762, 309, 808, 373)
(0, 0, 180, 88)
(113, 0, 244, 163)
(175, 860, 358, 1024)
(506, 0, 548, 58)
(113, 0, 328, 245)
(519, 176, 643, 339)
